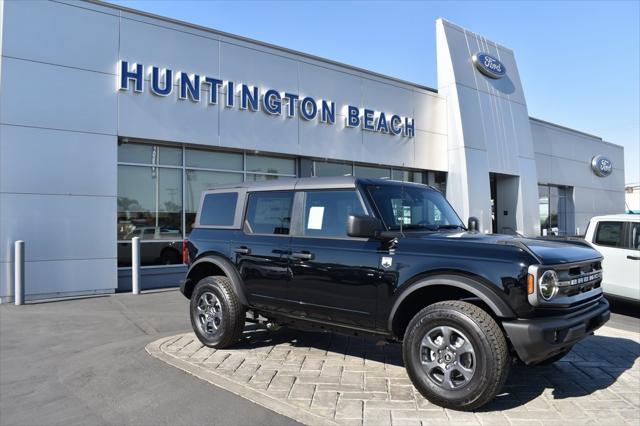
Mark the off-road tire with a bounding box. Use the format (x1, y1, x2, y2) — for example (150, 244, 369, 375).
(190, 276, 245, 348)
(402, 301, 510, 411)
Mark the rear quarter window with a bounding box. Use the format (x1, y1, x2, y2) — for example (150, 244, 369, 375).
(199, 192, 238, 226)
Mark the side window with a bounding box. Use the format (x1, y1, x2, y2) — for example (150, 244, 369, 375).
(245, 191, 293, 235)
(302, 190, 365, 237)
(199, 192, 238, 226)
(627, 222, 640, 250)
(594, 221, 624, 247)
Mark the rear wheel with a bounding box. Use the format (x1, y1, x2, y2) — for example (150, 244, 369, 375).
(402, 301, 510, 411)
(190, 276, 245, 348)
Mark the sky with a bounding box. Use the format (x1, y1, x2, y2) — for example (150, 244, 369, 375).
(112, 0, 640, 184)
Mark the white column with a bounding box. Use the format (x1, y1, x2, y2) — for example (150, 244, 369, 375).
(131, 237, 140, 295)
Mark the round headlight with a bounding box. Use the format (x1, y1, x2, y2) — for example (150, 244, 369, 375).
(539, 270, 559, 300)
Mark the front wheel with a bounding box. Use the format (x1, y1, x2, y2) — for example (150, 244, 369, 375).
(402, 301, 510, 411)
(190, 276, 245, 348)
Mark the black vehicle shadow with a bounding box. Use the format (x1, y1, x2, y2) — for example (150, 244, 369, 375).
(608, 296, 640, 319)
(235, 325, 638, 411)
(480, 334, 639, 411)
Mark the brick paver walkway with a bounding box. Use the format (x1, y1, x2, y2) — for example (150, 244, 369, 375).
(146, 325, 640, 425)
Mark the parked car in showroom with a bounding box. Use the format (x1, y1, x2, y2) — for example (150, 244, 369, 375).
(584, 214, 640, 302)
(180, 177, 609, 410)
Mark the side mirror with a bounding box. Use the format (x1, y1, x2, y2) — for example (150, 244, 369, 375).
(467, 217, 479, 232)
(347, 215, 384, 239)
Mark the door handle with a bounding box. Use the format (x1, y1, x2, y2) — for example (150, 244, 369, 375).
(291, 251, 314, 260)
(627, 255, 640, 260)
(234, 247, 251, 255)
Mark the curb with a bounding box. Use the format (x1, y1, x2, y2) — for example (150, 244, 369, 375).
(146, 336, 340, 426)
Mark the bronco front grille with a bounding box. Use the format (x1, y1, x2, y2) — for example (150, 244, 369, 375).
(528, 259, 604, 307)
(556, 262, 602, 297)
(557, 262, 602, 297)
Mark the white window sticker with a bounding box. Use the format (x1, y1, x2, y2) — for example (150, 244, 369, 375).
(307, 206, 325, 230)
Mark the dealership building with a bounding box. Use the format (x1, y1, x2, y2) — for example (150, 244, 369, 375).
(0, 0, 626, 302)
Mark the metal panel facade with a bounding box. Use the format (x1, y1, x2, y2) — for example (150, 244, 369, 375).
(0, 0, 625, 301)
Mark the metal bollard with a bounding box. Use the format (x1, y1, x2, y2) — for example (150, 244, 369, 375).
(131, 237, 140, 295)
(14, 240, 25, 306)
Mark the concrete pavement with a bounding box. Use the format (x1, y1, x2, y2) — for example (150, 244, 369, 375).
(0, 290, 300, 426)
(1, 290, 638, 426)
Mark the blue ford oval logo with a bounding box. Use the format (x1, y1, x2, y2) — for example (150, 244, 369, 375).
(472, 53, 506, 79)
(591, 155, 613, 177)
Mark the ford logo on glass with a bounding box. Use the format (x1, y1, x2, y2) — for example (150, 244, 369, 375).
(472, 53, 506, 79)
(591, 155, 613, 177)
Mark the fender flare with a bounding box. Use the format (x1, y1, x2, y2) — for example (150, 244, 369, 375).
(185, 255, 248, 305)
(387, 274, 515, 330)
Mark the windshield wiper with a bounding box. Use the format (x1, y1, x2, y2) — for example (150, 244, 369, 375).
(392, 224, 438, 231)
(391, 224, 465, 232)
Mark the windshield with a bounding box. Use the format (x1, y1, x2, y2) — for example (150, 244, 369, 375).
(366, 184, 464, 231)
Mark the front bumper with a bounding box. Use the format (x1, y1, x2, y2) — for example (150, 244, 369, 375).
(502, 298, 610, 365)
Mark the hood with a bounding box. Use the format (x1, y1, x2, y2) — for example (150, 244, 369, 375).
(402, 231, 602, 265)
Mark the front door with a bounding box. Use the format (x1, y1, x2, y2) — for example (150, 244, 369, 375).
(288, 189, 382, 328)
(234, 190, 294, 311)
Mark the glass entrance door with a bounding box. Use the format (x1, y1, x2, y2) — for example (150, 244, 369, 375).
(538, 184, 575, 236)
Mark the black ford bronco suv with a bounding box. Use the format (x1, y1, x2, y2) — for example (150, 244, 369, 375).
(180, 177, 609, 410)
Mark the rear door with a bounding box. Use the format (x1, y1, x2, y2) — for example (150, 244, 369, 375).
(621, 221, 640, 300)
(287, 189, 383, 328)
(234, 191, 294, 311)
(591, 220, 638, 299)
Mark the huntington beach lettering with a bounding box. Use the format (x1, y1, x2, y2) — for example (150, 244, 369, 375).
(472, 53, 506, 79)
(118, 60, 415, 138)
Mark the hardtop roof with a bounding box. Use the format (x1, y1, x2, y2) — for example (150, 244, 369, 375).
(203, 176, 434, 192)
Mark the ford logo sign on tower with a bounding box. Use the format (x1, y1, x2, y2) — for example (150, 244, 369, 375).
(591, 155, 613, 177)
(472, 53, 506, 79)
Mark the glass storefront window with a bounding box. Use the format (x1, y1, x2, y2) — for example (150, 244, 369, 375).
(158, 146, 183, 166)
(118, 143, 183, 166)
(354, 165, 391, 179)
(246, 173, 282, 182)
(117, 142, 297, 267)
(427, 171, 447, 194)
(314, 161, 352, 177)
(392, 169, 425, 183)
(118, 143, 155, 164)
(246, 154, 295, 175)
(117, 165, 183, 241)
(185, 148, 243, 170)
